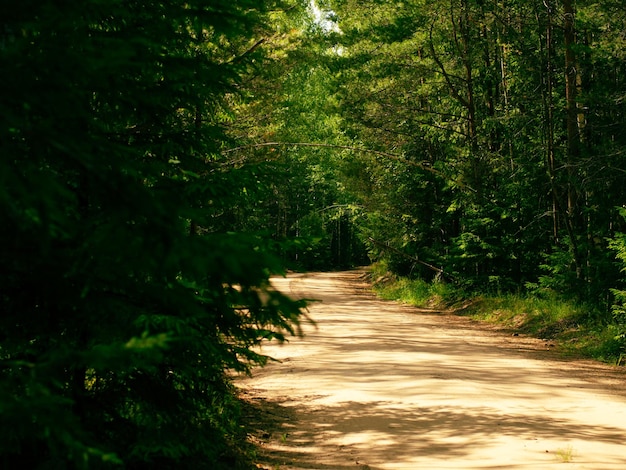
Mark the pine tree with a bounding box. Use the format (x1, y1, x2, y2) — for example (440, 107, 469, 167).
(0, 1, 304, 468)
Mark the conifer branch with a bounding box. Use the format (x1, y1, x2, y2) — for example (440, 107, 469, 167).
(222, 141, 476, 192)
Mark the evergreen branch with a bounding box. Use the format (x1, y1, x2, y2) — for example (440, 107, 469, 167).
(229, 38, 266, 64)
(366, 236, 454, 280)
(222, 141, 476, 192)
(428, 23, 470, 110)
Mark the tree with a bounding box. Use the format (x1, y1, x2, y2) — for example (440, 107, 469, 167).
(0, 1, 305, 468)
(222, 3, 369, 270)
(327, 0, 626, 299)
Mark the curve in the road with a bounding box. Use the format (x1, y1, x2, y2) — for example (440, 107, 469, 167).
(239, 270, 626, 470)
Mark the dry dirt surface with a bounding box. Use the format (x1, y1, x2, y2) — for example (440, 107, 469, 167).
(237, 270, 626, 469)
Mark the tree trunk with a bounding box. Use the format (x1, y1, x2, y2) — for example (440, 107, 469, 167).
(563, 0, 583, 280)
(541, 2, 559, 242)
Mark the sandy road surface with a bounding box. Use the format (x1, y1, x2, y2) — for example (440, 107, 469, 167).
(237, 271, 626, 469)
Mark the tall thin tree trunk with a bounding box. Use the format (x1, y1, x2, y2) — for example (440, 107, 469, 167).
(459, 0, 479, 192)
(542, 3, 559, 242)
(564, 0, 579, 220)
(563, 0, 583, 280)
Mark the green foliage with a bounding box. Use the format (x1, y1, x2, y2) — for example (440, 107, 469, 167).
(223, 12, 369, 271)
(0, 1, 306, 468)
(608, 211, 626, 354)
(325, 0, 626, 305)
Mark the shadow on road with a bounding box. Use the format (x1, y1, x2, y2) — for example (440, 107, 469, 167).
(240, 271, 626, 470)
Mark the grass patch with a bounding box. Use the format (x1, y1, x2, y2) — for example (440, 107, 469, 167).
(554, 445, 575, 463)
(462, 295, 586, 338)
(368, 263, 625, 365)
(370, 262, 456, 308)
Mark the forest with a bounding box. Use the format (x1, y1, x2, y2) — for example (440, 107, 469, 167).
(1, 0, 625, 468)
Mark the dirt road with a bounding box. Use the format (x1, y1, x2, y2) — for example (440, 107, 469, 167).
(237, 270, 626, 469)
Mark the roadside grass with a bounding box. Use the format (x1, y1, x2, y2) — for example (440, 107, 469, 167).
(370, 263, 456, 308)
(369, 264, 625, 365)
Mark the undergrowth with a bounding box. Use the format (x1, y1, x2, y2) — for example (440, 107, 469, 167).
(369, 263, 625, 365)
